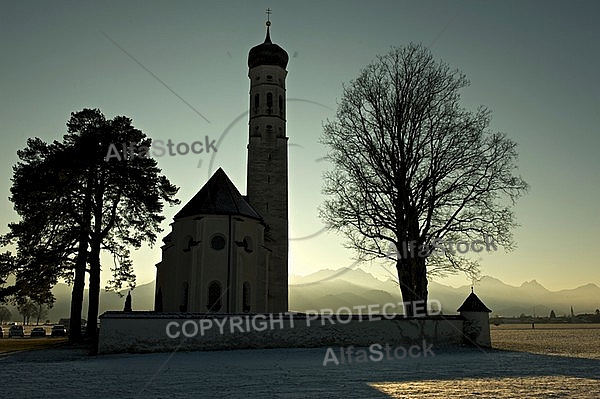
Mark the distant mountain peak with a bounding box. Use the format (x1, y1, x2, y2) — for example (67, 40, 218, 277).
(478, 275, 507, 285)
(290, 267, 388, 286)
(521, 279, 543, 287)
(580, 283, 600, 289)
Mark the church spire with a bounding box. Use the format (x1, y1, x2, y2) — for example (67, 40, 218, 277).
(264, 8, 272, 43)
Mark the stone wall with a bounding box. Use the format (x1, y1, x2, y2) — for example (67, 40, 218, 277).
(98, 311, 470, 354)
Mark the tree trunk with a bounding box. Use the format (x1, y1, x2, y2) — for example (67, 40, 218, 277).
(396, 255, 428, 316)
(86, 176, 105, 340)
(85, 241, 101, 339)
(68, 242, 87, 343)
(69, 173, 93, 344)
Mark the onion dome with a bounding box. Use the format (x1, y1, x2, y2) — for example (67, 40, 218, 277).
(248, 23, 288, 69)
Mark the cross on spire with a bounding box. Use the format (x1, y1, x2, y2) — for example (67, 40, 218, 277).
(265, 8, 272, 26)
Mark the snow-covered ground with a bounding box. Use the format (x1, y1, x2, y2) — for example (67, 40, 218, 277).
(1, 342, 599, 398)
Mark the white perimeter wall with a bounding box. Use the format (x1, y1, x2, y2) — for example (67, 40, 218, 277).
(98, 312, 471, 354)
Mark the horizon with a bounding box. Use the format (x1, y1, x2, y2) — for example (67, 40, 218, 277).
(12, 268, 597, 321)
(44, 269, 600, 294)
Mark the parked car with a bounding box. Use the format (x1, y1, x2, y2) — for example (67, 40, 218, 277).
(8, 325, 24, 338)
(30, 327, 46, 337)
(51, 325, 67, 337)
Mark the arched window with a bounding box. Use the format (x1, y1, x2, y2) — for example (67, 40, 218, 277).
(254, 93, 259, 109)
(180, 282, 189, 312)
(207, 281, 222, 311)
(243, 236, 254, 253)
(279, 95, 284, 115)
(183, 235, 195, 252)
(267, 92, 273, 109)
(243, 282, 251, 313)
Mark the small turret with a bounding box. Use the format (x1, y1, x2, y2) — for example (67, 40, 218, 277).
(458, 287, 492, 347)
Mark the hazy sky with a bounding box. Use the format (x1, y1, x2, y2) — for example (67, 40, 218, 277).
(1, 1, 598, 292)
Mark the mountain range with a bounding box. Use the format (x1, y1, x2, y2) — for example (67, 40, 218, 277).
(290, 269, 600, 318)
(3, 269, 599, 322)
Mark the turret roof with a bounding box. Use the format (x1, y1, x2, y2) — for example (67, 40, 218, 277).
(457, 289, 492, 313)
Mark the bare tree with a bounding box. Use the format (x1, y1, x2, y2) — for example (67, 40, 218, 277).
(320, 43, 528, 314)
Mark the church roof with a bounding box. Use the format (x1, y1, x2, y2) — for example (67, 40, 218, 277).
(457, 290, 492, 313)
(248, 26, 289, 69)
(174, 168, 262, 221)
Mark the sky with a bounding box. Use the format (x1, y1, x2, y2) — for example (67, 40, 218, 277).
(0, 1, 598, 292)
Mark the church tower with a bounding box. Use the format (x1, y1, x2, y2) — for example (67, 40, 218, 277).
(246, 17, 289, 312)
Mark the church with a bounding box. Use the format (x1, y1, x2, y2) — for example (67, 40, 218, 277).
(99, 18, 495, 354)
(154, 20, 289, 314)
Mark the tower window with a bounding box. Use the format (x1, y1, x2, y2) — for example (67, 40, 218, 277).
(267, 92, 273, 109)
(207, 281, 222, 312)
(254, 93, 259, 109)
(279, 95, 284, 114)
(266, 75, 273, 80)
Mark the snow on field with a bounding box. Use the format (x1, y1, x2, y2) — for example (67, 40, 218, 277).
(1, 342, 599, 398)
(491, 324, 600, 360)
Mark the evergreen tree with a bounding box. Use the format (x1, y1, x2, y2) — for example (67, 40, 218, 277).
(3, 108, 179, 341)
